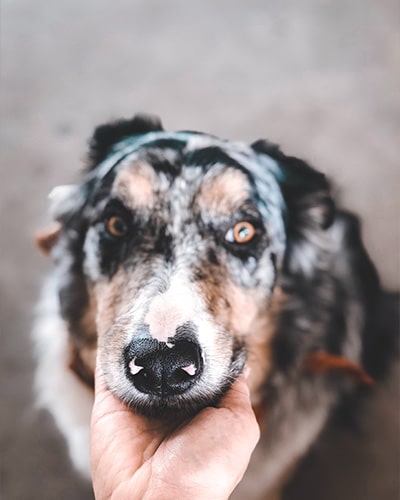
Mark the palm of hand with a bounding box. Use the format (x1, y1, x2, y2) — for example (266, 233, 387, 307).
(91, 373, 259, 500)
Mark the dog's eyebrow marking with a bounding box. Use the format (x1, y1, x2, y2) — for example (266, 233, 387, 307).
(197, 167, 252, 216)
(112, 160, 156, 209)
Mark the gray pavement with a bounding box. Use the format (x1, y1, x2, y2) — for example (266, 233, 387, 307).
(1, 1, 399, 499)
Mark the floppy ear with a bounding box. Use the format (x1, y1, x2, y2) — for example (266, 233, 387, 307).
(34, 184, 85, 255)
(87, 113, 163, 169)
(251, 139, 335, 276)
(35, 223, 62, 255)
(35, 112, 164, 254)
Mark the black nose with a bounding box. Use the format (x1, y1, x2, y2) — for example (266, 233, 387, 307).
(124, 337, 203, 397)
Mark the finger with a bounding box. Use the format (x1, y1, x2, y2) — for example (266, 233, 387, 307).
(217, 374, 261, 445)
(150, 376, 260, 498)
(218, 373, 252, 410)
(90, 362, 166, 497)
(224, 374, 261, 447)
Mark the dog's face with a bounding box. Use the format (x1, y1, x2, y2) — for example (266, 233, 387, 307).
(45, 115, 333, 417)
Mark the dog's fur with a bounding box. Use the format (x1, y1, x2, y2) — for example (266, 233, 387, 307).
(33, 114, 396, 499)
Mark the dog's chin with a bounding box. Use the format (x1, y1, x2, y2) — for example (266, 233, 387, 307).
(121, 391, 223, 420)
(119, 382, 228, 421)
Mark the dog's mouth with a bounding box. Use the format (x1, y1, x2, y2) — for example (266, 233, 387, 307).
(119, 338, 247, 419)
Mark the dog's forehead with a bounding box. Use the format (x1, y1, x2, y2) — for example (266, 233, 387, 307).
(90, 130, 287, 251)
(111, 156, 252, 214)
(94, 131, 260, 182)
(97, 131, 279, 205)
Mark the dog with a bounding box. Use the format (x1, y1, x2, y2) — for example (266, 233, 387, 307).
(33, 113, 396, 499)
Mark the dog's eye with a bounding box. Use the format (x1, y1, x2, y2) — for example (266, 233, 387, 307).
(225, 221, 256, 244)
(104, 215, 128, 238)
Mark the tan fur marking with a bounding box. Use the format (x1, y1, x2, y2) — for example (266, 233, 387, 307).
(196, 253, 286, 404)
(303, 351, 375, 386)
(197, 168, 251, 215)
(68, 341, 95, 389)
(78, 287, 98, 342)
(67, 286, 98, 388)
(94, 268, 144, 387)
(112, 160, 156, 209)
(35, 223, 62, 255)
(227, 285, 286, 400)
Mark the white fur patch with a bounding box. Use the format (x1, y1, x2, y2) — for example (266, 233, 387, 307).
(144, 277, 200, 342)
(83, 227, 102, 281)
(32, 273, 93, 478)
(48, 184, 82, 221)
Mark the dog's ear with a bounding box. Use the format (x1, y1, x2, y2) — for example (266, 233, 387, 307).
(87, 113, 164, 169)
(35, 113, 163, 253)
(34, 184, 87, 255)
(35, 223, 62, 255)
(251, 139, 335, 275)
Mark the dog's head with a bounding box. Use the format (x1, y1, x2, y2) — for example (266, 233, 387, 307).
(39, 114, 334, 417)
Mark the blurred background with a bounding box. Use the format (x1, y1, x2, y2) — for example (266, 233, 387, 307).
(1, 0, 399, 499)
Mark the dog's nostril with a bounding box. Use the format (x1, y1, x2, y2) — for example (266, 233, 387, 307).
(124, 338, 203, 397)
(181, 363, 197, 376)
(129, 358, 144, 375)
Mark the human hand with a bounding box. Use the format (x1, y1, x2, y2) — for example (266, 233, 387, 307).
(90, 368, 260, 500)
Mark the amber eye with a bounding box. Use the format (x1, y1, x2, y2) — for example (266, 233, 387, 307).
(225, 221, 256, 244)
(104, 215, 128, 238)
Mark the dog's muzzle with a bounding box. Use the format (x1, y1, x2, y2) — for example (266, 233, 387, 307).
(124, 333, 203, 397)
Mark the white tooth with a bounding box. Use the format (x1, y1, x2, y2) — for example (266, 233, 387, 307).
(166, 342, 174, 348)
(181, 364, 197, 376)
(129, 358, 144, 375)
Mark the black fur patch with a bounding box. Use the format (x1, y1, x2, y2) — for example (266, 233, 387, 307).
(87, 113, 163, 169)
(185, 146, 245, 171)
(252, 139, 335, 231)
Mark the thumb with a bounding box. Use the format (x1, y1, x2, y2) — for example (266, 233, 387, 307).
(90, 363, 165, 494)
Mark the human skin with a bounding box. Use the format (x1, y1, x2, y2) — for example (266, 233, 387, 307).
(90, 365, 260, 500)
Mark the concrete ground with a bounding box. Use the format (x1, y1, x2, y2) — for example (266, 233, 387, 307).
(1, 1, 399, 499)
